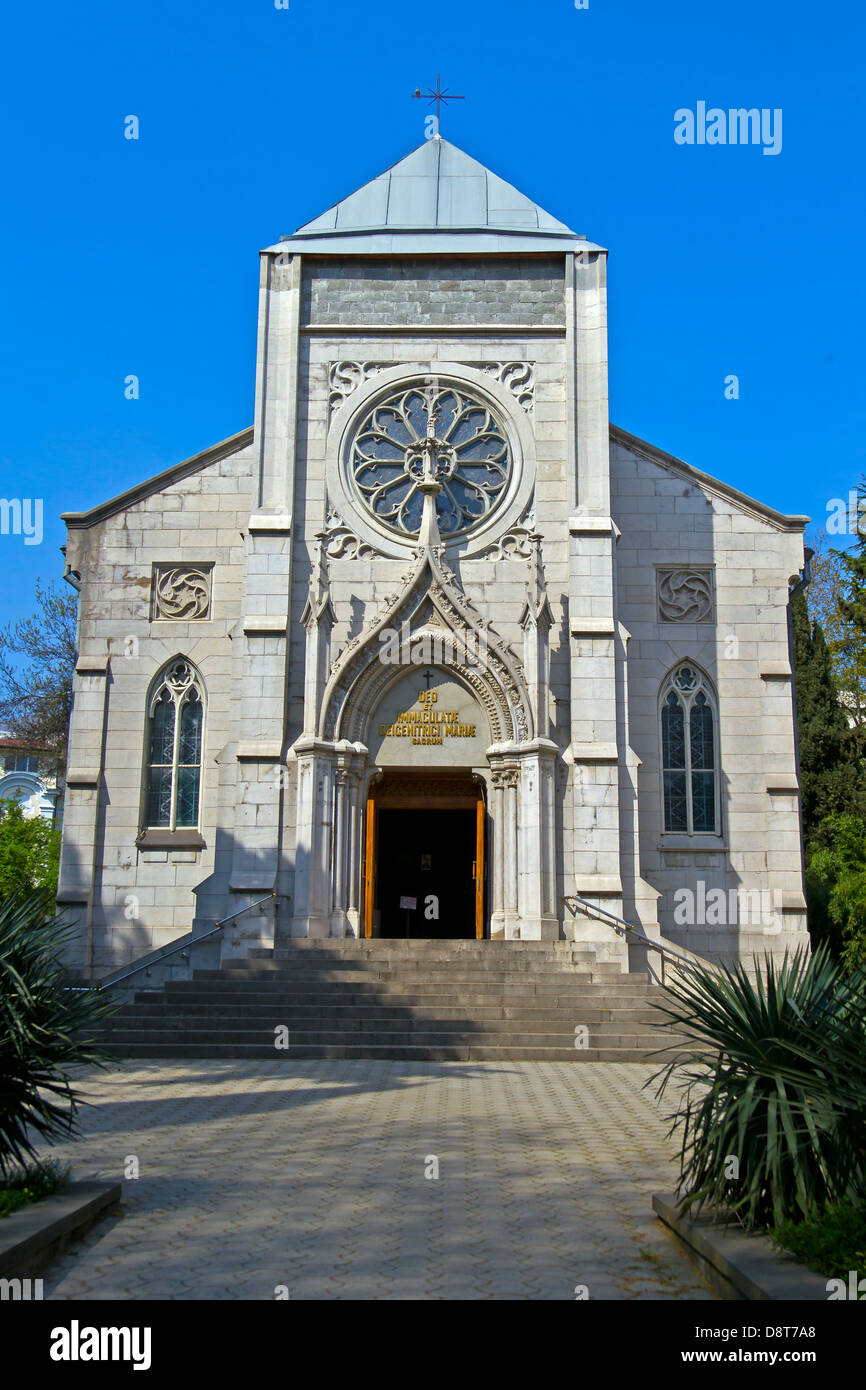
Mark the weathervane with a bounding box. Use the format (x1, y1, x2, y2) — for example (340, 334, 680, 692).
(412, 74, 465, 131)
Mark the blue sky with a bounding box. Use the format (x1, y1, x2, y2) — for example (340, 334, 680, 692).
(0, 0, 863, 626)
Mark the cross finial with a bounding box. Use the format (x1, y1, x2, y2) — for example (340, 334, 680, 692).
(412, 74, 465, 130)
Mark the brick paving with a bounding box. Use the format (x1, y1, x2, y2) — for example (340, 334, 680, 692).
(40, 1061, 714, 1300)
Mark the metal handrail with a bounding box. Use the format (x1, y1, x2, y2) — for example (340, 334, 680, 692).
(562, 894, 700, 979)
(72, 892, 279, 991)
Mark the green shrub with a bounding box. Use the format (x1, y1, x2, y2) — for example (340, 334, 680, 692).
(0, 1158, 70, 1218)
(0, 799, 61, 903)
(0, 892, 116, 1177)
(806, 814, 866, 969)
(650, 946, 866, 1228)
(771, 1202, 866, 1279)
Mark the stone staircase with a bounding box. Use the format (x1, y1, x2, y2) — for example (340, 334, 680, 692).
(102, 940, 682, 1062)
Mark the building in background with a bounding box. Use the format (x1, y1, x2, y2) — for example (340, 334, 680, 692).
(0, 732, 64, 822)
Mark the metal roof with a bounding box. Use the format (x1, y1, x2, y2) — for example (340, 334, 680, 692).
(268, 137, 599, 255)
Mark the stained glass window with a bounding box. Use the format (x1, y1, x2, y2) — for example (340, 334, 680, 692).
(350, 384, 511, 538)
(660, 666, 718, 834)
(662, 692, 688, 832)
(144, 662, 204, 831)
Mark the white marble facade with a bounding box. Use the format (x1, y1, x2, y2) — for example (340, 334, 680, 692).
(56, 139, 810, 978)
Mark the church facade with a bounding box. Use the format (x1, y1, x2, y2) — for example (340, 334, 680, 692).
(57, 138, 810, 979)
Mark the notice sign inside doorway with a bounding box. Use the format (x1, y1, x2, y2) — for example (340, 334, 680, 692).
(399, 896, 417, 911)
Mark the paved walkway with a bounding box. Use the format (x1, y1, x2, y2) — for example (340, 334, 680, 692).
(41, 1061, 713, 1300)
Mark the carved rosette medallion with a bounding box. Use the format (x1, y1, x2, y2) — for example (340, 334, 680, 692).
(657, 569, 714, 624)
(152, 565, 213, 621)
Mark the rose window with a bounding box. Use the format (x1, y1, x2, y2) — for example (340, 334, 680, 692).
(349, 384, 511, 538)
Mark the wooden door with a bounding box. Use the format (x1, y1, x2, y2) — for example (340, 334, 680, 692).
(474, 794, 485, 939)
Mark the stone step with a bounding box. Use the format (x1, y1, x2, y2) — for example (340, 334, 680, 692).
(182, 971, 643, 990)
(156, 984, 651, 1004)
(105, 1025, 676, 1048)
(106, 1015, 675, 1039)
(219, 959, 623, 976)
(119, 1002, 665, 1023)
(268, 945, 600, 956)
(202, 961, 625, 984)
(105, 1042, 682, 1062)
(156, 990, 652, 1012)
(101, 935, 668, 1061)
(268, 950, 606, 961)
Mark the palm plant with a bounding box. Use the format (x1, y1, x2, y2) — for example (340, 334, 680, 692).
(0, 891, 116, 1177)
(650, 945, 866, 1228)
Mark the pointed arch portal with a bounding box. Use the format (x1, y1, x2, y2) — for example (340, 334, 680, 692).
(289, 458, 559, 942)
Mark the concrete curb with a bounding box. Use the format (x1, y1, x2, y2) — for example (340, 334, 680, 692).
(0, 1180, 122, 1281)
(653, 1193, 829, 1301)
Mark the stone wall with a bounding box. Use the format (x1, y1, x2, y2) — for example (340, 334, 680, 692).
(610, 433, 808, 959)
(301, 256, 565, 327)
(58, 438, 256, 974)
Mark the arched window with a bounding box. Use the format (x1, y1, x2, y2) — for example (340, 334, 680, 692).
(144, 660, 204, 829)
(660, 664, 719, 835)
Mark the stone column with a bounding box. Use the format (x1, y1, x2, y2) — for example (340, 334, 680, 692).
(301, 541, 335, 736)
(566, 246, 624, 943)
(328, 741, 367, 938)
(761, 665, 810, 953)
(290, 738, 336, 938)
(568, 521, 624, 934)
(516, 739, 560, 939)
(521, 535, 554, 742)
(489, 771, 506, 938)
(503, 764, 521, 939)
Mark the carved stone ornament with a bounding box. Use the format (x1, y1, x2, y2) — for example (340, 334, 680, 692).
(328, 361, 389, 419)
(481, 500, 537, 561)
(657, 569, 714, 624)
(152, 565, 212, 621)
(461, 362, 535, 414)
(320, 508, 379, 561)
(318, 468, 534, 746)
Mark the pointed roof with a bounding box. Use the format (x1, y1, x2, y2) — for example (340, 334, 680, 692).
(270, 138, 598, 255)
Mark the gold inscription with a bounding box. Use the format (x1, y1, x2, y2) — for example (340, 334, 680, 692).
(379, 689, 477, 745)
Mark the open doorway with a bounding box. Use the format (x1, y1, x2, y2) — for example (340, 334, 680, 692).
(364, 772, 485, 939)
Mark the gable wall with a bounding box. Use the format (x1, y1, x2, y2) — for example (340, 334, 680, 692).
(58, 441, 256, 973)
(610, 436, 807, 955)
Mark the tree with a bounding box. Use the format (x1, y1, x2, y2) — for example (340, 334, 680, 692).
(805, 529, 866, 724)
(0, 580, 77, 762)
(834, 476, 866, 728)
(805, 814, 866, 970)
(791, 588, 865, 846)
(0, 801, 62, 902)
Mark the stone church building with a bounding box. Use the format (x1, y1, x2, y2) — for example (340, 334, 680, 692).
(57, 137, 810, 980)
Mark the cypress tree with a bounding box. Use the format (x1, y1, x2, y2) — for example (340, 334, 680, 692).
(791, 588, 864, 846)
